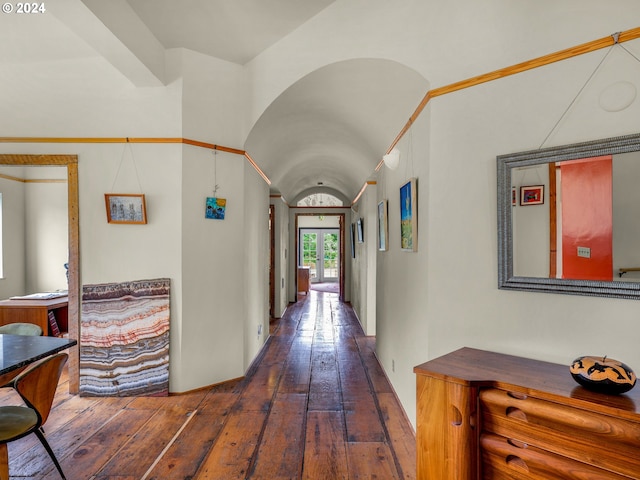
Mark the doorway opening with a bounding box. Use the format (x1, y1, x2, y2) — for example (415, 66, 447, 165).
(300, 228, 339, 284)
(0, 155, 79, 394)
(295, 213, 345, 299)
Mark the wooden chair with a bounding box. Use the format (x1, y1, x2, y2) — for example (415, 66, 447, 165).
(0, 323, 43, 336)
(0, 353, 68, 479)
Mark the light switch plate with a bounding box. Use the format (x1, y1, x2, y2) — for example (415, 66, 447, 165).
(577, 246, 591, 258)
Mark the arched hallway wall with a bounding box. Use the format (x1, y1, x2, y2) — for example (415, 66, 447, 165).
(373, 38, 640, 428)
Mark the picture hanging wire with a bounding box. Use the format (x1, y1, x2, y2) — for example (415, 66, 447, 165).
(538, 40, 621, 150)
(514, 164, 543, 186)
(212, 148, 220, 197)
(111, 138, 144, 193)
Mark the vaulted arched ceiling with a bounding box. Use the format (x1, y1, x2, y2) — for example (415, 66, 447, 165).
(244, 58, 429, 203)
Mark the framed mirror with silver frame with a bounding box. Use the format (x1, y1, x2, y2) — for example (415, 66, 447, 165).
(497, 132, 640, 299)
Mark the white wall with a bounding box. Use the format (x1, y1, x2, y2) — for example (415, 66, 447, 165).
(180, 49, 246, 146)
(351, 186, 377, 336)
(79, 142, 185, 392)
(375, 43, 640, 428)
(512, 164, 550, 278)
(0, 45, 272, 395)
(298, 215, 340, 228)
(1, 0, 639, 431)
(375, 112, 431, 429)
(270, 197, 289, 318)
(613, 152, 640, 280)
(25, 179, 68, 293)
(0, 167, 68, 297)
(180, 147, 245, 388)
(0, 175, 26, 298)
(243, 163, 270, 371)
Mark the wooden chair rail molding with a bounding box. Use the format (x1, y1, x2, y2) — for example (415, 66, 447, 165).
(2, 26, 639, 203)
(384, 25, 640, 159)
(0, 137, 271, 185)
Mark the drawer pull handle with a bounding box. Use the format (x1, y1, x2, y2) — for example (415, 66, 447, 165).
(506, 455, 529, 472)
(507, 438, 528, 449)
(451, 406, 463, 426)
(507, 391, 527, 400)
(506, 407, 528, 421)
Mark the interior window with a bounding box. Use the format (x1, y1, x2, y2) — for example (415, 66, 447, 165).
(297, 193, 343, 207)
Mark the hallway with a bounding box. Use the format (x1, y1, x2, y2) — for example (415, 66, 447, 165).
(241, 289, 416, 479)
(4, 290, 416, 479)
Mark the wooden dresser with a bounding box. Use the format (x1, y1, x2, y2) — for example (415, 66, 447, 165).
(297, 266, 310, 295)
(414, 347, 640, 479)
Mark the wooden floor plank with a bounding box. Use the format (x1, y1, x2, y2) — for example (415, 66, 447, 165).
(10, 401, 130, 478)
(96, 405, 196, 478)
(347, 442, 400, 478)
(197, 390, 240, 415)
(343, 398, 386, 443)
(194, 410, 268, 479)
(249, 393, 307, 479)
(143, 410, 226, 479)
(303, 411, 349, 480)
(5, 290, 416, 479)
(235, 363, 282, 412)
(54, 408, 156, 480)
(356, 336, 394, 394)
(378, 392, 417, 480)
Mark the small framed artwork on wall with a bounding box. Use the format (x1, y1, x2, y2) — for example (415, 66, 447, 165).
(357, 218, 364, 243)
(378, 199, 389, 251)
(105, 194, 147, 224)
(350, 223, 356, 258)
(205, 197, 227, 219)
(520, 185, 544, 206)
(400, 178, 418, 251)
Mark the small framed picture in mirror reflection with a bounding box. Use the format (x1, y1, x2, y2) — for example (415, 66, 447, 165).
(520, 185, 544, 206)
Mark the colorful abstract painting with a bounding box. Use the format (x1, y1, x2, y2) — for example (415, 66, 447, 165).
(80, 278, 170, 396)
(206, 197, 226, 219)
(400, 178, 418, 252)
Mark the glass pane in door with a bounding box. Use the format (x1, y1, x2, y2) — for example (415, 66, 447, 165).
(323, 232, 338, 281)
(301, 232, 318, 280)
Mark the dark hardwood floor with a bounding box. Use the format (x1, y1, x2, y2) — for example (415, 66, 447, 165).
(3, 290, 416, 479)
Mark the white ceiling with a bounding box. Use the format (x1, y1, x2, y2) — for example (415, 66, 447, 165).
(0, 0, 427, 203)
(126, 0, 336, 65)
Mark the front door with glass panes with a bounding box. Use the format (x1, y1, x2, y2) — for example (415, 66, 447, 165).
(299, 229, 339, 283)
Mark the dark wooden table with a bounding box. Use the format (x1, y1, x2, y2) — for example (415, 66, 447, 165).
(0, 334, 77, 385)
(0, 334, 76, 480)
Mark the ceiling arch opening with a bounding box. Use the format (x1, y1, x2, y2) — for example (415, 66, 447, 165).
(244, 58, 429, 203)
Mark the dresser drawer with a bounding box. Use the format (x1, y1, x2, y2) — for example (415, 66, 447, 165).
(480, 388, 640, 478)
(481, 432, 630, 480)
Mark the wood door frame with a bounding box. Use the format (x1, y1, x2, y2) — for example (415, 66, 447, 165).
(294, 213, 345, 300)
(269, 204, 275, 319)
(298, 228, 340, 283)
(0, 155, 80, 393)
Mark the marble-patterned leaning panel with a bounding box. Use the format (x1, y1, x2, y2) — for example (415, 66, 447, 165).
(80, 278, 170, 396)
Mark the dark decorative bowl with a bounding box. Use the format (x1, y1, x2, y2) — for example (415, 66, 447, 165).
(570, 356, 636, 394)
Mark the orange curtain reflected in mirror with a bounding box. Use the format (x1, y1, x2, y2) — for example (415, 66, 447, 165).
(559, 156, 613, 281)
